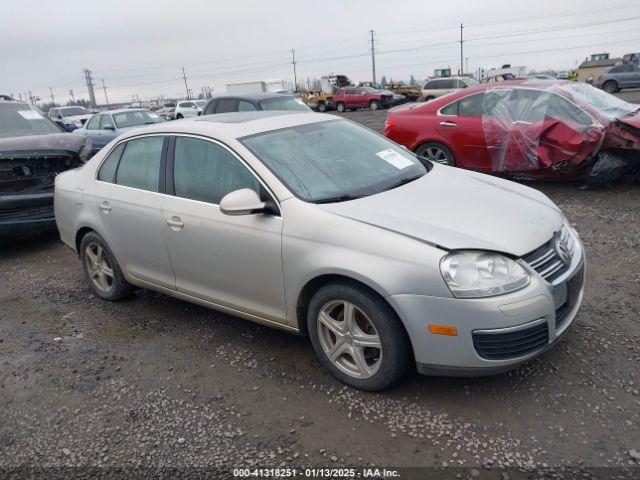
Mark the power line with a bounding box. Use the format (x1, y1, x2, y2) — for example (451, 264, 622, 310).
(291, 49, 298, 92)
(181, 67, 190, 99)
(83, 68, 97, 108)
(370, 30, 376, 84)
(459, 24, 464, 75)
(101, 79, 110, 109)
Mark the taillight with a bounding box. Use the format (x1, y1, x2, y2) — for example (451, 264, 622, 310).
(384, 119, 396, 131)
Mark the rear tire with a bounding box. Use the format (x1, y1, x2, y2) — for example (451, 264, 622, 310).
(336, 102, 345, 113)
(307, 282, 411, 391)
(424, 96, 435, 102)
(416, 142, 456, 166)
(602, 80, 619, 94)
(176, 113, 184, 119)
(317, 101, 327, 112)
(80, 232, 134, 301)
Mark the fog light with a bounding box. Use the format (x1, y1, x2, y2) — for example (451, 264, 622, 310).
(428, 325, 458, 336)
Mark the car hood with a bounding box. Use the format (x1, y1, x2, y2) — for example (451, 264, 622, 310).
(319, 166, 563, 257)
(0, 133, 90, 158)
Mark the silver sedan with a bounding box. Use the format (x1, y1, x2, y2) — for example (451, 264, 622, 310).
(54, 111, 585, 391)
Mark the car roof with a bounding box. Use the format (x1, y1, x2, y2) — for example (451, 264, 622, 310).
(210, 92, 295, 100)
(0, 101, 29, 108)
(115, 111, 335, 142)
(98, 108, 150, 114)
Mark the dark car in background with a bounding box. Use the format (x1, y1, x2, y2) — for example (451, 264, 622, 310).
(202, 93, 311, 115)
(596, 63, 640, 93)
(0, 101, 91, 234)
(72, 108, 163, 154)
(332, 87, 393, 112)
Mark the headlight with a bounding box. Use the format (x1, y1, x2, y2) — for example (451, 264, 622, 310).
(440, 251, 530, 298)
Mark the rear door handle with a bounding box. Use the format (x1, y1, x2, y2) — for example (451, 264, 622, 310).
(166, 216, 184, 231)
(440, 121, 457, 127)
(99, 201, 111, 214)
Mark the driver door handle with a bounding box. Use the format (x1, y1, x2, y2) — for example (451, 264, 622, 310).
(99, 201, 111, 214)
(166, 216, 184, 231)
(440, 121, 457, 127)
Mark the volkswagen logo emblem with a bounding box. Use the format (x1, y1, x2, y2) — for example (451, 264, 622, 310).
(555, 235, 572, 266)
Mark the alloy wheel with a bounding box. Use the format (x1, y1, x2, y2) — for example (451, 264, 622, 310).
(317, 300, 383, 379)
(422, 146, 450, 165)
(84, 243, 114, 293)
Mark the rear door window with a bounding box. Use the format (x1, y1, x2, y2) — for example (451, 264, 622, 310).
(458, 93, 484, 117)
(115, 136, 164, 192)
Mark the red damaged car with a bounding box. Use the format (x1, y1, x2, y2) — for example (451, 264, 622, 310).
(333, 87, 393, 112)
(384, 80, 640, 181)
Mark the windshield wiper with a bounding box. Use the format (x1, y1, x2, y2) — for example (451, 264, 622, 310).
(381, 174, 424, 193)
(314, 194, 367, 204)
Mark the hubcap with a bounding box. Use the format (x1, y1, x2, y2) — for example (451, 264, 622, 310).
(317, 300, 383, 379)
(84, 243, 114, 293)
(422, 146, 450, 165)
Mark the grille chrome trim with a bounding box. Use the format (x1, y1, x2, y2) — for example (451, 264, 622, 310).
(522, 226, 576, 283)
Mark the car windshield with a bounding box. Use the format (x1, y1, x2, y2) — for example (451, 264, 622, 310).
(562, 83, 637, 120)
(195, 101, 206, 107)
(61, 107, 88, 116)
(258, 97, 310, 112)
(0, 104, 62, 138)
(113, 110, 162, 128)
(463, 78, 479, 86)
(363, 87, 379, 93)
(241, 120, 427, 203)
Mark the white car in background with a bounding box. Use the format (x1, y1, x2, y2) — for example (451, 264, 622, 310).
(174, 100, 206, 119)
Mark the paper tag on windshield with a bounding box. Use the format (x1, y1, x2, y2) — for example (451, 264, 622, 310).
(18, 110, 43, 120)
(376, 149, 413, 169)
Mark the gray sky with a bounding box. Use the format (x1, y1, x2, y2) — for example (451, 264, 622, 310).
(2, 0, 639, 104)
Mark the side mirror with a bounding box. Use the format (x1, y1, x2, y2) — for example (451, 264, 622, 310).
(103, 124, 115, 131)
(220, 189, 267, 216)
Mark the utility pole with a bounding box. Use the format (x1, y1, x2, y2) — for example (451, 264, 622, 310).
(101, 79, 110, 109)
(369, 29, 377, 85)
(291, 49, 298, 92)
(466, 57, 469, 75)
(49, 87, 56, 106)
(69, 89, 75, 104)
(181, 67, 190, 99)
(83, 68, 97, 109)
(459, 23, 464, 76)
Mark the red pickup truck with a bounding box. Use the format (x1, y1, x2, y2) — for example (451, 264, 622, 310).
(333, 87, 393, 112)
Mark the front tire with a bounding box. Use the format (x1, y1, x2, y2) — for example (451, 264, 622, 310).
(336, 102, 345, 113)
(602, 80, 619, 94)
(176, 113, 184, 119)
(80, 232, 134, 301)
(416, 142, 456, 166)
(307, 282, 411, 391)
(317, 101, 327, 112)
(369, 99, 379, 110)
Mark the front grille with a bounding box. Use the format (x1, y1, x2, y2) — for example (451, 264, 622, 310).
(555, 264, 585, 329)
(473, 321, 549, 360)
(0, 204, 54, 222)
(522, 227, 575, 283)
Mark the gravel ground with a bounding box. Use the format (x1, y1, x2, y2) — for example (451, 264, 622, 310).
(1, 96, 640, 479)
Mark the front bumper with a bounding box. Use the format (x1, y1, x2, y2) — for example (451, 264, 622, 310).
(0, 193, 56, 233)
(389, 241, 585, 376)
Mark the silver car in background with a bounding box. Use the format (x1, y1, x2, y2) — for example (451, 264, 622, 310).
(54, 111, 585, 391)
